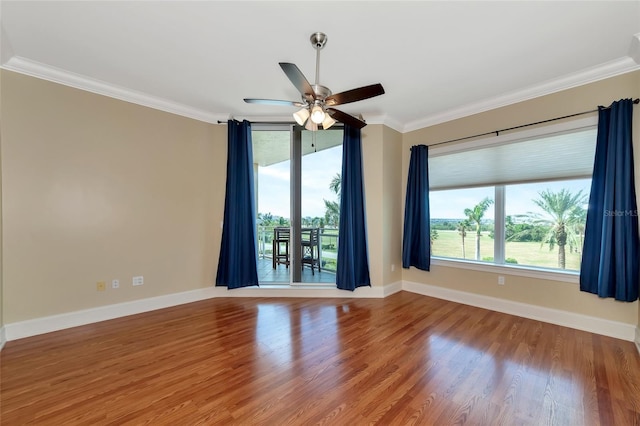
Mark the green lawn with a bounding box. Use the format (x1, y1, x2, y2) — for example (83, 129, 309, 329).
(431, 230, 582, 271)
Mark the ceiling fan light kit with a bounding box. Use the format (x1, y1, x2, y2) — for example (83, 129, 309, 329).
(293, 107, 310, 125)
(304, 120, 318, 131)
(322, 113, 336, 130)
(310, 105, 325, 124)
(244, 32, 385, 130)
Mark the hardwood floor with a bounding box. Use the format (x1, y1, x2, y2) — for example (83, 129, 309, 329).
(2, 291, 640, 425)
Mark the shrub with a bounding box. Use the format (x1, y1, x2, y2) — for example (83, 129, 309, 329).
(482, 256, 518, 264)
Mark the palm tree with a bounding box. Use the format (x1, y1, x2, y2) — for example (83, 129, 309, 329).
(530, 189, 587, 269)
(324, 200, 340, 226)
(464, 198, 494, 260)
(324, 173, 341, 227)
(457, 220, 471, 258)
(259, 212, 274, 226)
(430, 229, 439, 250)
(329, 173, 341, 198)
(571, 207, 587, 255)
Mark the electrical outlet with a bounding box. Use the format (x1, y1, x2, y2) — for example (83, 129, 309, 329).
(97, 281, 106, 291)
(498, 276, 505, 286)
(112, 279, 120, 289)
(132, 276, 144, 286)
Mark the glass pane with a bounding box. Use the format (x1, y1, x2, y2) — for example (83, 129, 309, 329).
(430, 187, 495, 262)
(300, 129, 342, 283)
(253, 130, 291, 283)
(505, 179, 590, 271)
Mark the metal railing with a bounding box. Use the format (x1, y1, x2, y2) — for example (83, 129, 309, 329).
(258, 226, 338, 272)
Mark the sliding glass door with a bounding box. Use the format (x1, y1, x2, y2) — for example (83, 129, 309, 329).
(253, 125, 342, 284)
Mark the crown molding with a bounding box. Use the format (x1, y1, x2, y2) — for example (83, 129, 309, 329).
(3, 55, 639, 133)
(402, 56, 640, 133)
(628, 33, 640, 65)
(0, 56, 401, 131)
(364, 114, 404, 133)
(1, 56, 228, 124)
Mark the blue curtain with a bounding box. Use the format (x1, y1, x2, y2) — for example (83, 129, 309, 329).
(215, 120, 259, 289)
(336, 125, 371, 291)
(402, 145, 431, 270)
(580, 99, 639, 302)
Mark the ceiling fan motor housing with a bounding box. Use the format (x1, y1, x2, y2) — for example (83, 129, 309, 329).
(311, 84, 331, 102)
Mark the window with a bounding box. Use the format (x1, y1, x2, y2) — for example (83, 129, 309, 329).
(429, 117, 596, 273)
(253, 126, 343, 284)
(504, 180, 589, 271)
(430, 187, 495, 262)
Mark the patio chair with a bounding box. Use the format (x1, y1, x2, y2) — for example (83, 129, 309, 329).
(272, 227, 290, 268)
(301, 228, 321, 275)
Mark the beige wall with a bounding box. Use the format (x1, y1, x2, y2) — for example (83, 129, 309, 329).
(402, 71, 640, 326)
(382, 125, 403, 285)
(362, 124, 403, 287)
(1, 70, 226, 323)
(362, 125, 384, 286)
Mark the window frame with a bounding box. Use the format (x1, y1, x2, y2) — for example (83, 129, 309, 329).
(428, 115, 597, 283)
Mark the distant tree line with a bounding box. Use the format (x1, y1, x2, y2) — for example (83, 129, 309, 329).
(430, 189, 588, 269)
(431, 219, 493, 233)
(257, 173, 342, 230)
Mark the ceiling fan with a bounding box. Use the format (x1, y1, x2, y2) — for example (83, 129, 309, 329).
(244, 32, 385, 130)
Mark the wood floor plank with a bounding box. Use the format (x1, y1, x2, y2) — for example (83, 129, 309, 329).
(2, 292, 640, 425)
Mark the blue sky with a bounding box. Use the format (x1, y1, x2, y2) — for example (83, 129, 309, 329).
(257, 145, 342, 218)
(430, 179, 592, 220)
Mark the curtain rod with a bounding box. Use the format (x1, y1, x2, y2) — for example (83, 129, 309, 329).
(217, 120, 294, 125)
(428, 98, 640, 148)
(216, 119, 345, 129)
(219, 98, 639, 138)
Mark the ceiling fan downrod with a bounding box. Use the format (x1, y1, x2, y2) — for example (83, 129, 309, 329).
(310, 32, 327, 87)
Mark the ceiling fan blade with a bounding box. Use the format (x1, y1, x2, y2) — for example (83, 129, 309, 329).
(279, 62, 316, 101)
(326, 108, 367, 129)
(244, 98, 305, 107)
(325, 83, 385, 107)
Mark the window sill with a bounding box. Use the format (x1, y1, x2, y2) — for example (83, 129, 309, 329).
(431, 257, 579, 284)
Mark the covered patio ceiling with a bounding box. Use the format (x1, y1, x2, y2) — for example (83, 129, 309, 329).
(252, 128, 343, 167)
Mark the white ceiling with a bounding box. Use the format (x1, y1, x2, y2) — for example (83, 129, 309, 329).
(2, 1, 640, 132)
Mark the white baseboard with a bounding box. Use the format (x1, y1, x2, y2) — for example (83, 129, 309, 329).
(0, 326, 6, 351)
(402, 280, 636, 342)
(635, 327, 640, 355)
(4, 283, 399, 341)
(4, 287, 219, 341)
(210, 283, 392, 299)
(383, 281, 403, 297)
(4, 280, 634, 343)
